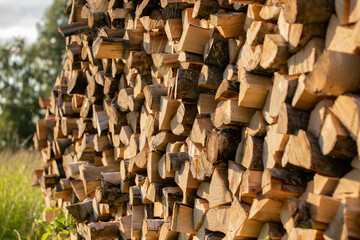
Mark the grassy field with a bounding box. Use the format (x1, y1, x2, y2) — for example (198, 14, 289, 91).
(0, 150, 45, 239)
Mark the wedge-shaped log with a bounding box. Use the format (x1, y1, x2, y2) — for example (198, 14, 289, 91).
(239, 170, 262, 198)
(260, 34, 289, 71)
(284, 0, 334, 24)
(262, 73, 298, 124)
(67, 201, 94, 223)
(277, 102, 310, 134)
(206, 128, 241, 164)
(171, 203, 196, 234)
(92, 36, 126, 59)
(212, 99, 257, 128)
(249, 195, 283, 222)
(235, 133, 263, 170)
(177, 24, 210, 54)
(238, 70, 272, 109)
(288, 37, 324, 75)
(306, 192, 340, 224)
(331, 94, 360, 139)
(282, 129, 351, 177)
(226, 198, 263, 239)
(324, 198, 360, 240)
(262, 168, 310, 199)
(307, 99, 334, 138)
(198, 64, 223, 90)
(210, 12, 246, 39)
(209, 168, 232, 208)
(304, 50, 360, 95)
(175, 69, 200, 99)
(318, 113, 356, 159)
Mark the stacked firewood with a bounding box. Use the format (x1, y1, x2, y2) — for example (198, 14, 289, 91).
(32, 0, 360, 239)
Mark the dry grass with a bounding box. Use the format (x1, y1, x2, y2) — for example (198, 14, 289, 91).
(0, 150, 44, 239)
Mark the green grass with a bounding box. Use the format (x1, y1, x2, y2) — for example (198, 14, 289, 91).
(0, 150, 45, 240)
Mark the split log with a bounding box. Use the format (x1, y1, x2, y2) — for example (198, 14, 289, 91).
(190, 117, 213, 147)
(228, 161, 244, 196)
(307, 99, 334, 138)
(324, 198, 360, 240)
(262, 72, 298, 124)
(260, 34, 289, 71)
(262, 168, 310, 199)
(235, 133, 264, 170)
(287, 37, 324, 75)
(193, 198, 209, 231)
(209, 168, 232, 208)
(306, 192, 340, 223)
(249, 195, 283, 222)
(291, 73, 324, 111)
(331, 94, 360, 139)
(177, 24, 210, 54)
(67, 201, 94, 223)
(238, 69, 272, 109)
(318, 113, 356, 159)
(226, 197, 263, 239)
(92, 36, 126, 59)
(174, 69, 200, 99)
(239, 170, 262, 198)
(304, 50, 360, 95)
(212, 99, 257, 128)
(282, 129, 351, 177)
(210, 12, 246, 39)
(277, 102, 309, 135)
(283, 0, 334, 24)
(215, 80, 239, 101)
(198, 64, 223, 90)
(313, 173, 339, 196)
(246, 21, 279, 46)
(332, 169, 360, 199)
(206, 129, 241, 164)
(190, 150, 214, 181)
(143, 84, 168, 111)
(86, 222, 120, 240)
(171, 203, 196, 234)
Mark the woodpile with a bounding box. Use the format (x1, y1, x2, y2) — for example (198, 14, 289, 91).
(32, 0, 360, 239)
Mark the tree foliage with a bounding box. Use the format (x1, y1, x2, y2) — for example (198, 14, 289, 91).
(0, 0, 68, 150)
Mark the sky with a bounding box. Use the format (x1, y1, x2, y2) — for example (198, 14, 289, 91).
(0, 0, 52, 43)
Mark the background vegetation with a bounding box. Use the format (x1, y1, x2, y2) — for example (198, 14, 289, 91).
(0, 0, 68, 151)
(0, 151, 44, 239)
(0, 0, 69, 239)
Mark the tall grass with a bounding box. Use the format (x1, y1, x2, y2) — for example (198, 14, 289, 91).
(0, 150, 44, 239)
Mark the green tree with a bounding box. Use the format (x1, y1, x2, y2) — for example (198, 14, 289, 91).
(0, 0, 68, 150)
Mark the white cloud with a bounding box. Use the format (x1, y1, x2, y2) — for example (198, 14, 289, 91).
(0, 0, 52, 42)
(0, 26, 38, 43)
